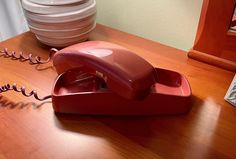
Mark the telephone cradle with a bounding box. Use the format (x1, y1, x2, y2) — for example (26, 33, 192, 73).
(52, 41, 192, 115)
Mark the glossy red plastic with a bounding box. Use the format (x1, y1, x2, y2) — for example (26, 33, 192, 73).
(52, 41, 192, 115)
(53, 41, 157, 100)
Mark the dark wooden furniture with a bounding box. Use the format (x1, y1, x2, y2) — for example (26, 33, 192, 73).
(188, 0, 236, 72)
(0, 24, 235, 159)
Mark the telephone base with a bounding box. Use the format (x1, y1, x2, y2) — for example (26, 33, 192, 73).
(52, 68, 192, 115)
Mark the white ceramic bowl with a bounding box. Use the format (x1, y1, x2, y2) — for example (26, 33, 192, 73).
(36, 32, 91, 47)
(26, 14, 96, 30)
(29, 22, 96, 38)
(22, 0, 92, 14)
(22, 0, 97, 47)
(24, 0, 96, 23)
(28, 0, 85, 6)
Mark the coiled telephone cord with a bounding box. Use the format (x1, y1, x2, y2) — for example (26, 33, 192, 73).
(0, 48, 59, 101)
(0, 48, 58, 64)
(0, 75, 102, 101)
(0, 83, 52, 101)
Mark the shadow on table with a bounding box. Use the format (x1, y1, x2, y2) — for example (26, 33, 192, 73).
(53, 95, 202, 136)
(0, 95, 51, 109)
(53, 95, 206, 159)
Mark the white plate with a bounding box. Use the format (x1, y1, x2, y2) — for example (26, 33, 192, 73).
(28, 0, 85, 6)
(22, 0, 93, 14)
(24, 0, 96, 23)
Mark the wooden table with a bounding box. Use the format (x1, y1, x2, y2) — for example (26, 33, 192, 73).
(0, 24, 235, 159)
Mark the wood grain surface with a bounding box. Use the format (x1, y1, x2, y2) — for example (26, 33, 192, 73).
(0, 24, 235, 159)
(188, 0, 236, 71)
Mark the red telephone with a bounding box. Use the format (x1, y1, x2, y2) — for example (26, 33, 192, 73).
(51, 41, 192, 115)
(0, 41, 191, 115)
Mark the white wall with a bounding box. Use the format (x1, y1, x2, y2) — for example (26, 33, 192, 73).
(0, 0, 203, 51)
(96, 0, 203, 51)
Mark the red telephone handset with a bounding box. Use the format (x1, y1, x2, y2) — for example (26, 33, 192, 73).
(51, 41, 192, 115)
(53, 41, 157, 100)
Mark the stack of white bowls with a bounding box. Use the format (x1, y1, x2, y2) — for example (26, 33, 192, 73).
(22, 0, 96, 47)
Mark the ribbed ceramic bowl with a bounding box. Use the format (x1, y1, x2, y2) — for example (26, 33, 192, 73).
(28, 0, 86, 6)
(36, 32, 90, 47)
(22, 0, 91, 14)
(26, 14, 96, 30)
(22, 0, 96, 47)
(23, 0, 96, 23)
(29, 22, 96, 38)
